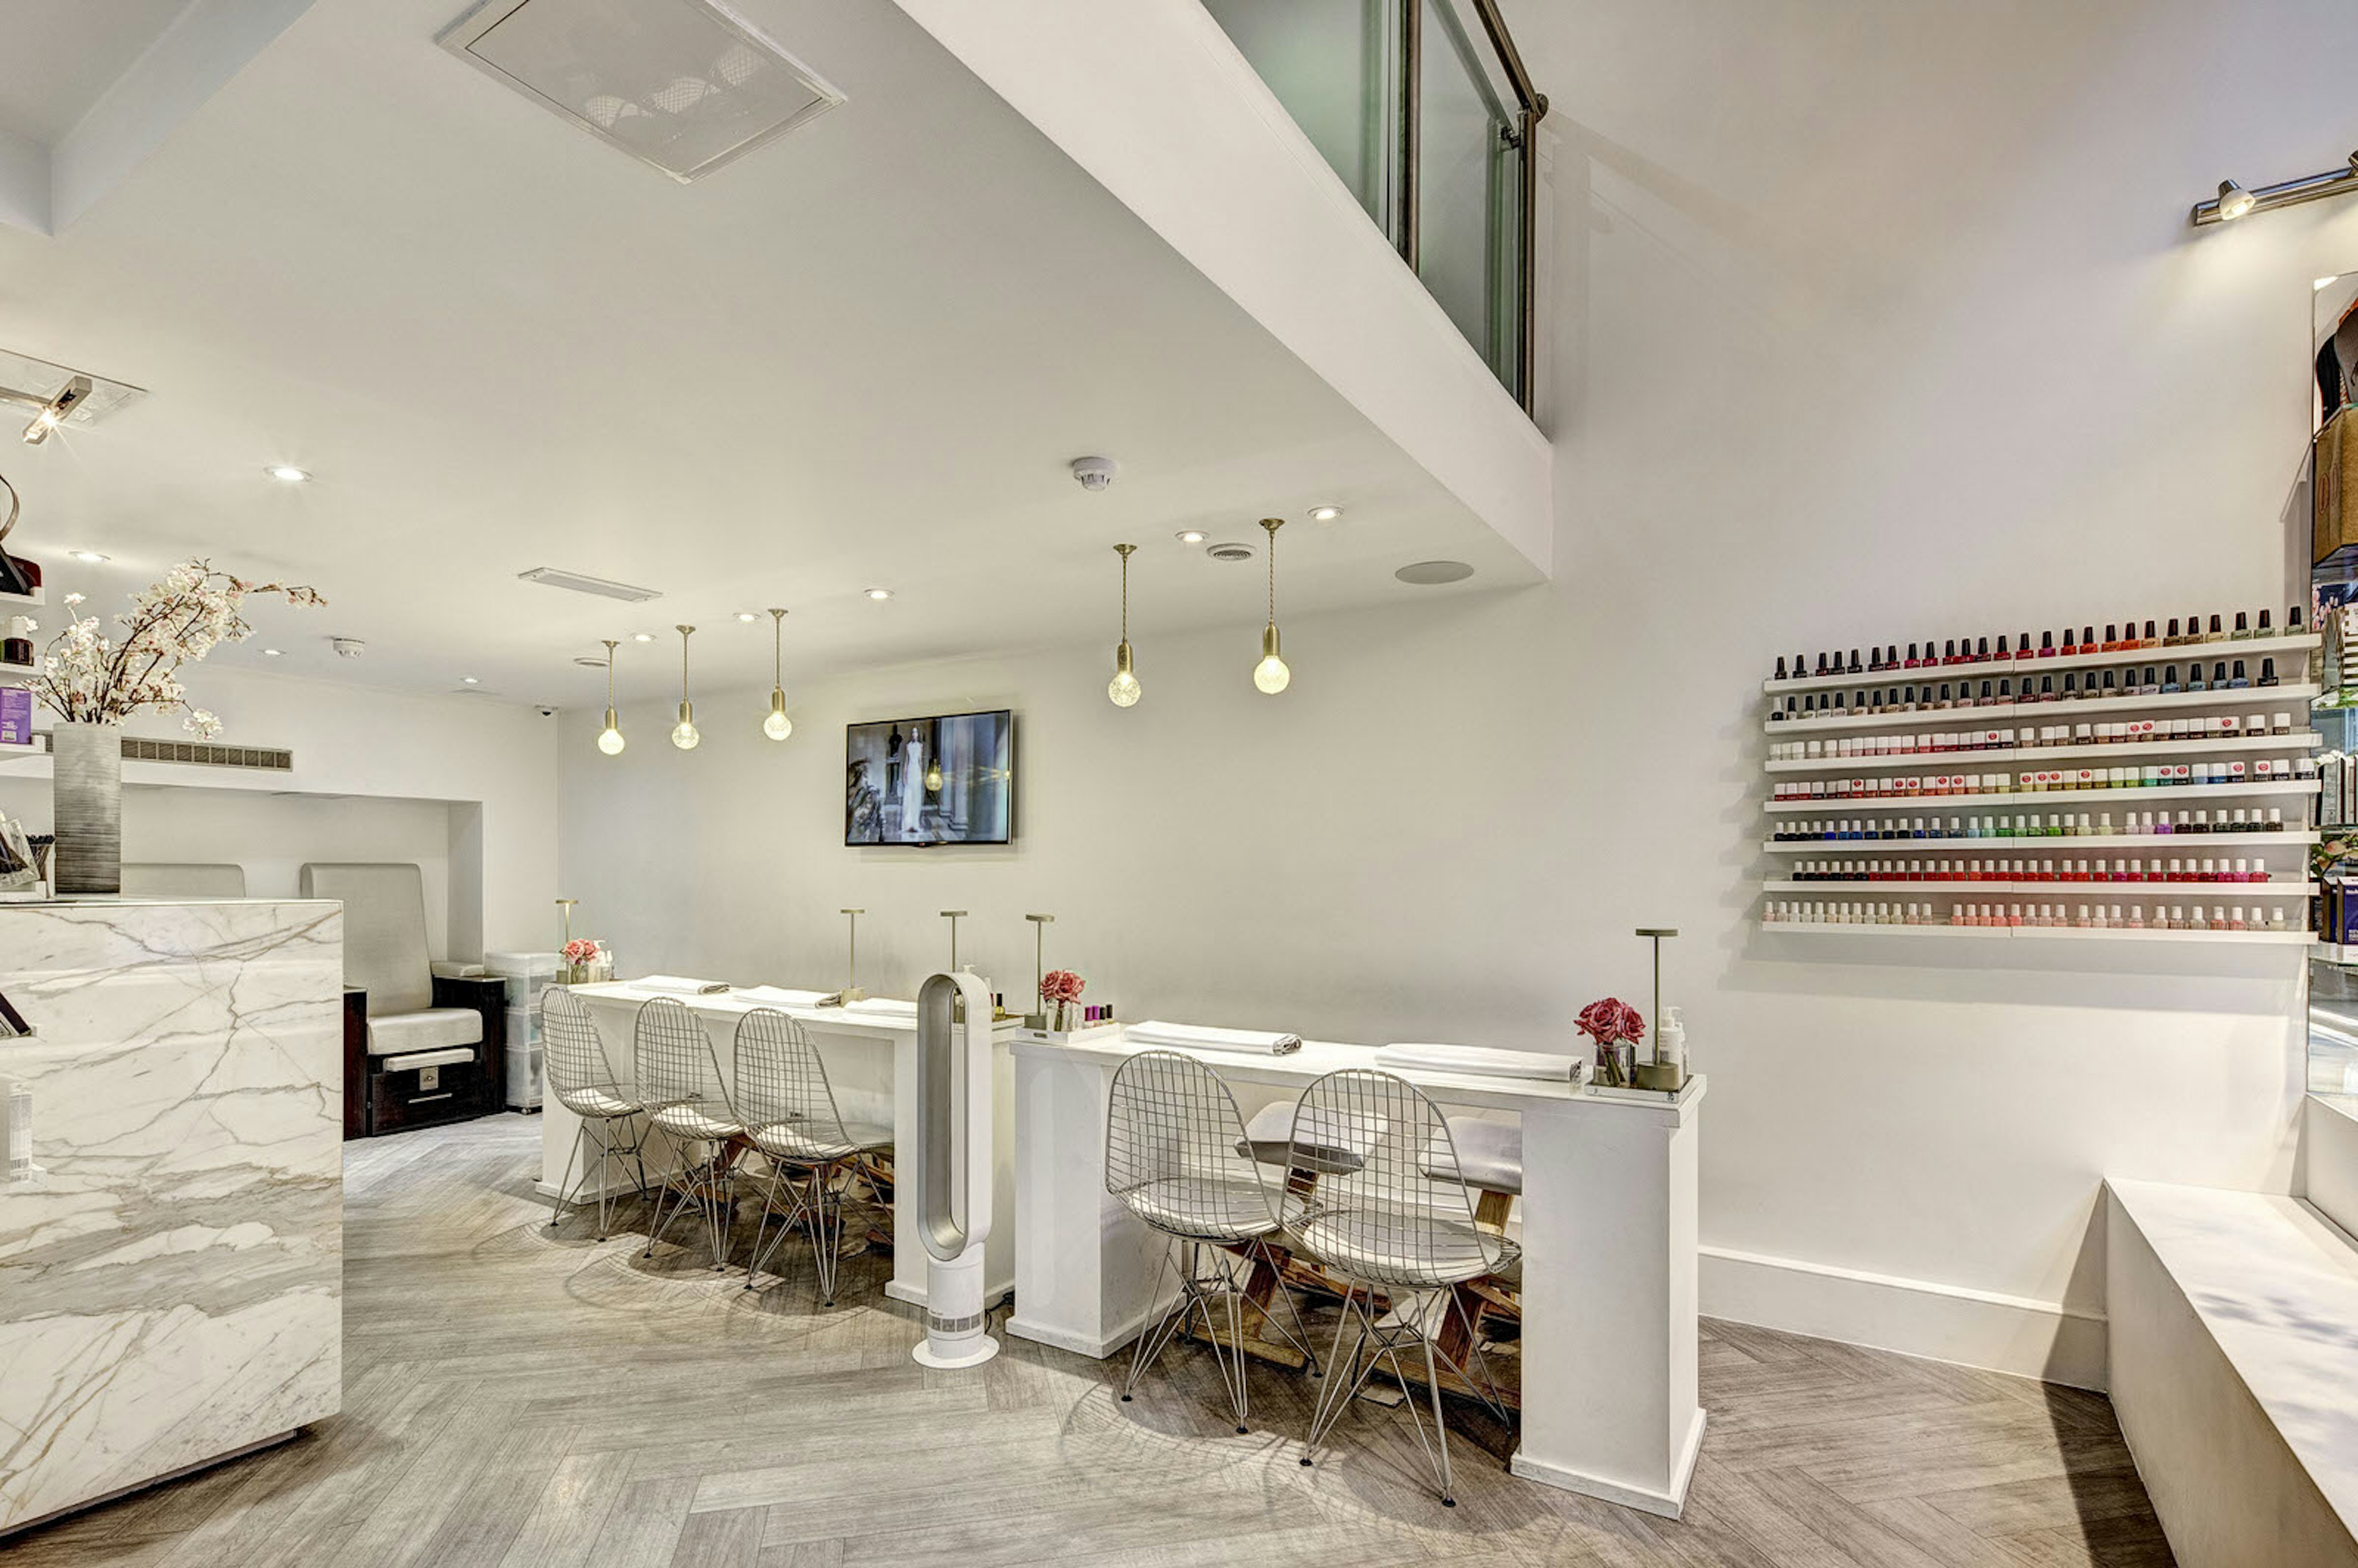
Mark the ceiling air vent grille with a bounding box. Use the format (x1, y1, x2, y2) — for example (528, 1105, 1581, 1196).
(37, 733, 294, 772)
(440, 0, 845, 183)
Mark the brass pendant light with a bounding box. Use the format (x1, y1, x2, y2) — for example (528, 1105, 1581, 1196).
(596, 638, 625, 755)
(1107, 543, 1140, 707)
(670, 624, 699, 750)
(1252, 517, 1290, 694)
(762, 607, 792, 740)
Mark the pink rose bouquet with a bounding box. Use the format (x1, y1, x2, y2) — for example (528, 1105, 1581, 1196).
(1040, 969, 1085, 1006)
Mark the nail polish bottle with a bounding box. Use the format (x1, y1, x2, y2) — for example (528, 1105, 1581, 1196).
(1847, 648, 1862, 674)
(2259, 658, 2278, 688)
(2165, 617, 2183, 646)
(2186, 662, 2208, 694)
(2140, 619, 2158, 649)
(1936, 682, 1954, 710)
(2206, 613, 2225, 643)
(2101, 623, 2120, 653)
(1816, 651, 1832, 676)
(1904, 642, 1921, 669)
(2232, 611, 2252, 642)
(2061, 673, 2080, 701)
(2227, 659, 2249, 689)
(2211, 661, 2228, 689)
(2039, 674, 2056, 702)
(1994, 633, 2011, 661)
(2015, 632, 2035, 662)
(2099, 669, 2118, 699)
(2039, 630, 2056, 658)
(1979, 680, 1996, 705)
(2080, 626, 2096, 654)
(1975, 635, 1991, 662)
(2290, 605, 2306, 636)
(2160, 665, 2181, 694)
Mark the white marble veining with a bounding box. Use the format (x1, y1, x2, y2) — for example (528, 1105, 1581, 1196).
(2108, 1178, 2358, 1536)
(0, 899, 343, 1535)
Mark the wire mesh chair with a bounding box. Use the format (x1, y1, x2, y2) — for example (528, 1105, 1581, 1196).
(1104, 1050, 1322, 1433)
(1289, 1068, 1519, 1507)
(730, 1007, 892, 1305)
(541, 987, 649, 1240)
(632, 996, 745, 1270)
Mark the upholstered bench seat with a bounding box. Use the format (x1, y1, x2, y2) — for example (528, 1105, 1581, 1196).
(365, 1006, 484, 1055)
(1425, 1117, 1523, 1195)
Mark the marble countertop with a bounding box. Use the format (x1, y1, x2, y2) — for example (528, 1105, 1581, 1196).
(564, 979, 1022, 1039)
(2109, 1178, 2358, 1535)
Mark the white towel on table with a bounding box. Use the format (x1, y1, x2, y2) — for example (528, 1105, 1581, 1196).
(843, 996, 918, 1016)
(736, 985, 832, 1009)
(1374, 1042, 1582, 1082)
(634, 974, 730, 996)
(1126, 1020, 1302, 1055)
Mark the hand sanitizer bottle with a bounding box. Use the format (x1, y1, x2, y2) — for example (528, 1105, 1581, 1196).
(1659, 1007, 1687, 1084)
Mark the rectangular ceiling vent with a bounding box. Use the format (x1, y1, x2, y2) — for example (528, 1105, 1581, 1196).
(439, 0, 845, 183)
(517, 565, 662, 602)
(38, 733, 293, 772)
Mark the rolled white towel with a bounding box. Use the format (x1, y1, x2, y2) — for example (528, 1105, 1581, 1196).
(1126, 1020, 1302, 1055)
(634, 974, 731, 996)
(1373, 1042, 1584, 1082)
(736, 985, 833, 1009)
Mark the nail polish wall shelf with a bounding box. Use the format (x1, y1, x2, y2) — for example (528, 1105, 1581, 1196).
(0, 589, 42, 613)
(1762, 634, 2321, 696)
(1767, 731, 2324, 774)
(2314, 942, 2358, 966)
(1762, 832, 2320, 853)
(1766, 780, 2321, 812)
(0, 660, 33, 688)
(1764, 684, 2322, 736)
(1764, 922, 2314, 945)
(1767, 879, 2317, 896)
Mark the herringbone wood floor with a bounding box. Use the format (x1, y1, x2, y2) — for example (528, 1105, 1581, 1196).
(10, 1116, 2172, 1567)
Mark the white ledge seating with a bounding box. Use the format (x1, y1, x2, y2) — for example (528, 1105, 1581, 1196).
(2106, 1178, 2358, 1567)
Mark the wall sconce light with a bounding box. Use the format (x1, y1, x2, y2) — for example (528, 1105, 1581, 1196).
(2191, 152, 2358, 226)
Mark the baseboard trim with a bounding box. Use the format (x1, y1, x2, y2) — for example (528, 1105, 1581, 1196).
(1008, 1291, 1179, 1361)
(1511, 1409, 1705, 1519)
(1702, 1244, 2107, 1391)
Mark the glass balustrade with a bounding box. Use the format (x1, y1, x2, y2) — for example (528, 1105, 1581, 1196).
(1201, 0, 1541, 409)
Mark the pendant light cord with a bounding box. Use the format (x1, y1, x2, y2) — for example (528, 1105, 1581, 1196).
(604, 639, 618, 705)
(677, 624, 693, 702)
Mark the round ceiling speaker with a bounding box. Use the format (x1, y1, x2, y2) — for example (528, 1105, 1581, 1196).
(1395, 560, 1474, 586)
(1205, 541, 1257, 563)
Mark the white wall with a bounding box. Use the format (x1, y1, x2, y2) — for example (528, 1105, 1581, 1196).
(551, 0, 2358, 1386)
(2, 666, 562, 957)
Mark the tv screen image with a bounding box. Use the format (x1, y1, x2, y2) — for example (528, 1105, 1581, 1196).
(845, 710, 1013, 845)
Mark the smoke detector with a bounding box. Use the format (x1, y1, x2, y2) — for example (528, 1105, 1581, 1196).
(440, 0, 846, 184)
(1069, 455, 1117, 492)
(332, 637, 366, 659)
(1205, 540, 1256, 563)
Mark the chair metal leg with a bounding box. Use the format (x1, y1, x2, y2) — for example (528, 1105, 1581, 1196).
(807, 1166, 842, 1304)
(548, 1120, 586, 1230)
(1123, 1242, 1189, 1403)
(1302, 1284, 1376, 1466)
(1420, 1327, 1455, 1506)
(744, 1162, 811, 1290)
(1250, 1240, 1323, 1376)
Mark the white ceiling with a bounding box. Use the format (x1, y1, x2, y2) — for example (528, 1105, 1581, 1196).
(0, 0, 1533, 708)
(0, 1, 192, 144)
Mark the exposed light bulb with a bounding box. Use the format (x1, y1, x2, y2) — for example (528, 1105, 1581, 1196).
(672, 713, 700, 750)
(598, 721, 626, 756)
(1253, 624, 1290, 694)
(925, 756, 944, 791)
(1108, 639, 1140, 707)
(2216, 179, 2255, 220)
(764, 688, 793, 741)
(671, 626, 698, 748)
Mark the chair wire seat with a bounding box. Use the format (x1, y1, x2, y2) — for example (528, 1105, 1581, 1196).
(540, 987, 650, 1240)
(632, 996, 745, 1270)
(1289, 1068, 1517, 1507)
(1105, 1050, 1322, 1433)
(730, 1008, 890, 1305)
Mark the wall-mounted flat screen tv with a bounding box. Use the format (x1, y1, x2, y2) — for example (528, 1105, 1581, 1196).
(845, 710, 1013, 846)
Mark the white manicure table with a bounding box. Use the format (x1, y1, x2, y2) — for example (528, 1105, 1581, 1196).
(542, 981, 1021, 1311)
(1006, 1031, 1708, 1518)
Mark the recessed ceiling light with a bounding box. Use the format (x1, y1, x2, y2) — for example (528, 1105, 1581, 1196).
(266, 465, 311, 483)
(1308, 505, 1342, 522)
(632, 632, 655, 642)
(262, 648, 284, 658)
(735, 611, 759, 623)
(865, 587, 893, 600)
(1175, 530, 1207, 545)
(68, 549, 107, 563)
(462, 675, 480, 684)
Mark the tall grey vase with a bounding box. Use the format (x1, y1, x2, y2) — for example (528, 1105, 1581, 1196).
(51, 721, 122, 895)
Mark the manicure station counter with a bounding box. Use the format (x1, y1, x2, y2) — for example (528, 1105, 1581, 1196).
(0, 899, 344, 1538)
(1009, 1030, 1709, 1519)
(551, 980, 1022, 1308)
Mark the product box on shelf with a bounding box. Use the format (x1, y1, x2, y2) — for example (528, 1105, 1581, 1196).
(0, 688, 29, 747)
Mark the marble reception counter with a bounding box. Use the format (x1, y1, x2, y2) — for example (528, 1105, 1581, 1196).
(0, 899, 345, 1537)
